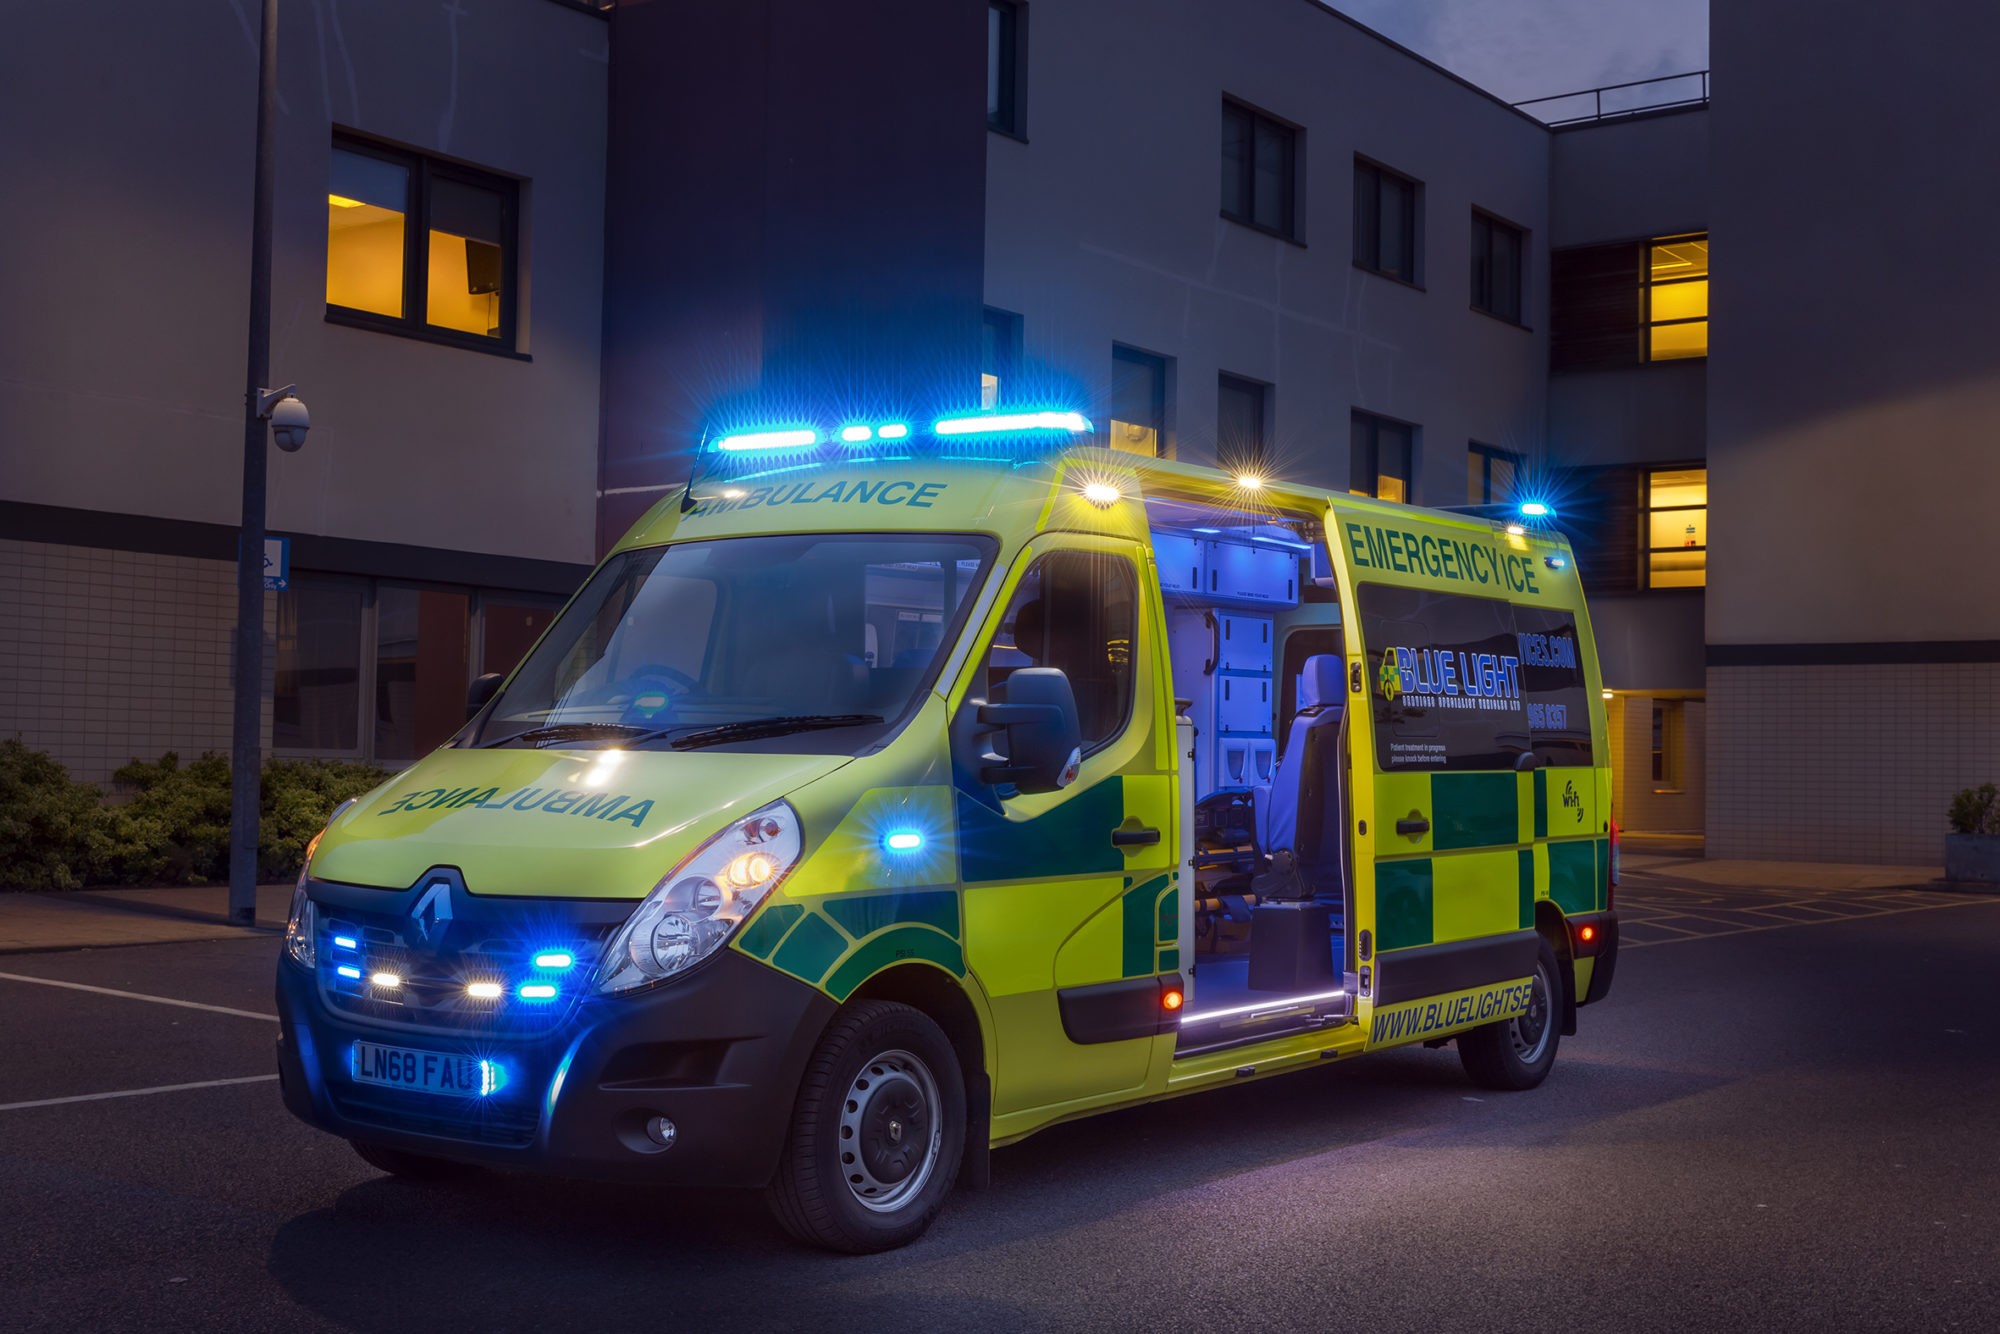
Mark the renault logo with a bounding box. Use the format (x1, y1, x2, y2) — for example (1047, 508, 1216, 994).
(410, 880, 453, 944)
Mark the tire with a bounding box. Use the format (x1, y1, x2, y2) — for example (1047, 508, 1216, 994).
(1457, 937, 1562, 1091)
(766, 999, 965, 1253)
(349, 1139, 482, 1181)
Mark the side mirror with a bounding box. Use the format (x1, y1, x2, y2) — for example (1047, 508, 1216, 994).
(976, 668, 1084, 794)
(467, 672, 504, 720)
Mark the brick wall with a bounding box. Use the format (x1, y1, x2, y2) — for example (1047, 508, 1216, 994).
(0, 539, 270, 785)
(1706, 664, 2000, 866)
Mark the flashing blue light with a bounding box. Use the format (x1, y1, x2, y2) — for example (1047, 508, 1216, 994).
(1191, 527, 1221, 534)
(332, 935, 357, 950)
(478, 1059, 506, 1097)
(877, 423, 910, 440)
(533, 951, 575, 970)
(838, 425, 874, 444)
(715, 428, 819, 453)
(1519, 500, 1554, 518)
(519, 983, 559, 1001)
(335, 965, 362, 980)
(933, 410, 1092, 436)
(1545, 554, 1569, 570)
(883, 830, 925, 853)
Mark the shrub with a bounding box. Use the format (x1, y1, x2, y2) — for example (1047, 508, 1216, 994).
(0, 739, 113, 890)
(260, 757, 391, 880)
(1947, 783, 2000, 836)
(107, 751, 235, 885)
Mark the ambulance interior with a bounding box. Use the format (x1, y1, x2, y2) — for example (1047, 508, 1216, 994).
(1145, 496, 1356, 1054)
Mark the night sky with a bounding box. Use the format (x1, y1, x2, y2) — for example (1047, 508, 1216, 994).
(1323, 0, 1709, 107)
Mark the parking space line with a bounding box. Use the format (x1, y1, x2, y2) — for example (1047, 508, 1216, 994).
(0, 971, 277, 1022)
(0, 1074, 279, 1114)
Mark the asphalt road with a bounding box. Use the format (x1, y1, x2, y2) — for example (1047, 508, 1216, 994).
(3, 878, 1997, 1333)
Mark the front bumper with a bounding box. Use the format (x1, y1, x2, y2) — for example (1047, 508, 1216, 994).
(277, 945, 836, 1188)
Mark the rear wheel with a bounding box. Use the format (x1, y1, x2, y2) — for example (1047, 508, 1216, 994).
(766, 999, 965, 1253)
(349, 1140, 481, 1181)
(1457, 937, 1562, 1091)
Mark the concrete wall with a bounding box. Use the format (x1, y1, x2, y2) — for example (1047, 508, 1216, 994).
(0, 0, 607, 568)
(597, 0, 991, 546)
(1549, 108, 1708, 249)
(1608, 693, 1706, 834)
(982, 0, 1551, 501)
(1705, 1, 2000, 862)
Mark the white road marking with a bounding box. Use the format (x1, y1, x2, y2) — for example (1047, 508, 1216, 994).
(0, 1074, 279, 1113)
(0, 970, 277, 1022)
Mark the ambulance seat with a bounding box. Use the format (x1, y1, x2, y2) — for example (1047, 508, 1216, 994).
(1252, 654, 1345, 898)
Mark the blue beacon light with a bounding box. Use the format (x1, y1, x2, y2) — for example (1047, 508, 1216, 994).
(533, 951, 575, 971)
(335, 965, 362, 980)
(932, 410, 1092, 436)
(715, 428, 819, 453)
(883, 830, 925, 853)
(1519, 500, 1554, 519)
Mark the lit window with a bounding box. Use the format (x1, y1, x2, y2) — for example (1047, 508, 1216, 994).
(1468, 442, 1521, 504)
(981, 307, 1021, 410)
(1646, 233, 1707, 360)
(1109, 346, 1169, 457)
(326, 137, 517, 350)
(1355, 159, 1420, 284)
(1644, 466, 1706, 588)
(988, 1, 1025, 137)
(1222, 101, 1298, 239)
(1217, 373, 1267, 471)
(1351, 411, 1414, 503)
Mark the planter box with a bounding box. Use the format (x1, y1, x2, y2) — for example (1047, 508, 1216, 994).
(1944, 833, 2000, 886)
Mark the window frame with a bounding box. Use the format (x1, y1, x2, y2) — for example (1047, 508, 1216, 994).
(1641, 463, 1708, 590)
(1109, 343, 1172, 458)
(1216, 371, 1270, 471)
(1644, 231, 1708, 362)
(987, 1, 1028, 140)
(1470, 207, 1527, 326)
(1467, 442, 1523, 505)
(1353, 156, 1422, 287)
(988, 547, 1141, 759)
(1350, 409, 1417, 503)
(1650, 698, 1685, 790)
(326, 132, 524, 357)
(1220, 98, 1301, 242)
(981, 306, 1023, 410)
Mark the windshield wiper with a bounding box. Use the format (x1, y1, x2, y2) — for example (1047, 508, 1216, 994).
(477, 722, 653, 749)
(654, 714, 885, 751)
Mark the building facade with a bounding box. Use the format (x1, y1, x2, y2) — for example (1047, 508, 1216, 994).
(4, 0, 1992, 865)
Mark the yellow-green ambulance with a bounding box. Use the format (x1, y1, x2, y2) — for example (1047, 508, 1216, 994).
(277, 410, 1618, 1252)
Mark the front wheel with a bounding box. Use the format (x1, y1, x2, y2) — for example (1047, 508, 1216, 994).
(1457, 937, 1562, 1091)
(766, 999, 965, 1253)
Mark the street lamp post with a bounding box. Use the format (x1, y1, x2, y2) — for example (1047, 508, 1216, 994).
(228, 0, 308, 926)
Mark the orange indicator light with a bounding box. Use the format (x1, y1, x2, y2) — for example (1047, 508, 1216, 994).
(1162, 988, 1184, 1011)
(1579, 925, 1597, 942)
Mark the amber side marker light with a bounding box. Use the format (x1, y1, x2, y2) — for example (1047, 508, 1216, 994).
(1579, 925, 1597, 943)
(1162, 987, 1185, 1012)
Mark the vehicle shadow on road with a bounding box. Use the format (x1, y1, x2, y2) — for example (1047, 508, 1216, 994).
(266, 1043, 1714, 1330)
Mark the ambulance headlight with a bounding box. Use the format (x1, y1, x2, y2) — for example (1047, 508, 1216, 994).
(595, 800, 803, 993)
(282, 796, 355, 969)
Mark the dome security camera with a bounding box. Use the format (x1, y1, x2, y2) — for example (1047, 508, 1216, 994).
(269, 395, 311, 452)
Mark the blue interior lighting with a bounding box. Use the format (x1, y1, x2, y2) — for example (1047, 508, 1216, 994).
(533, 951, 574, 971)
(883, 830, 925, 853)
(715, 428, 819, 453)
(933, 410, 1092, 436)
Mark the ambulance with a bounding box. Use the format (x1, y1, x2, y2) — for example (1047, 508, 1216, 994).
(277, 409, 1618, 1252)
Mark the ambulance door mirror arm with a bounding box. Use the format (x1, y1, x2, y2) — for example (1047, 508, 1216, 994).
(467, 672, 504, 721)
(963, 667, 1084, 795)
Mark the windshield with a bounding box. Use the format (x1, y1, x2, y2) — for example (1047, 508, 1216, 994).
(469, 532, 996, 750)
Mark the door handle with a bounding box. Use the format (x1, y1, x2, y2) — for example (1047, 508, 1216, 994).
(1111, 825, 1162, 848)
(1395, 815, 1431, 837)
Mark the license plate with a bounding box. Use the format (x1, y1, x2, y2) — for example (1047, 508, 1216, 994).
(350, 1042, 495, 1097)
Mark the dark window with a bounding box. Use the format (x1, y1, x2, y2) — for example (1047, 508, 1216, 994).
(1358, 584, 1595, 773)
(1566, 464, 1642, 595)
(327, 136, 518, 351)
(981, 306, 1022, 409)
(1221, 100, 1298, 238)
(1468, 442, 1522, 505)
(374, 586, 469, 762)
(987, 2, 1025, 136)
(1354, 158, 1420, 283)
(274, 577, 364, 753)
(1217, 373, 1268, 470)
(1110, 345, 1170, 457)
(990, 550, 1137, 752)
(1350, 410, 1414, 503)
(1471, 210, 1525, 323)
